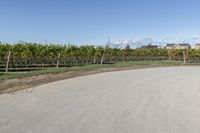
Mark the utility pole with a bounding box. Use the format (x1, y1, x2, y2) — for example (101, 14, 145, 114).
(101, 36, 110, 64)
(45, 39, 48, 45)
(108, 36, 110, 45)
(106, 36, 110, 48)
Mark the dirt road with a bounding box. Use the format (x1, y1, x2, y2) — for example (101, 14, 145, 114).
(1, 66, 200, 133)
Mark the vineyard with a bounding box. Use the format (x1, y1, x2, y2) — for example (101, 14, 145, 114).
(1, 42, 200, 72)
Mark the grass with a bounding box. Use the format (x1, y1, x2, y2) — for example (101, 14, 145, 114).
(0, 60, 186, 82)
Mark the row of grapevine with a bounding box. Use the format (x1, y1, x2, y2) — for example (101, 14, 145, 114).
(1, 42, 200, 68)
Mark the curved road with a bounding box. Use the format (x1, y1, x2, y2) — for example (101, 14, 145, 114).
(1, 67, 200, 133)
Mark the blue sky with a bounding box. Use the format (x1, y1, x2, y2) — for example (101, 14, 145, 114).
(0, 0, 200, 44)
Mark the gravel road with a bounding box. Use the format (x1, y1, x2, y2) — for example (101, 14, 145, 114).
(1, 66, 200, 133)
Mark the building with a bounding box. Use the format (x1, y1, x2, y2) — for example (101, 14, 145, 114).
(165, 43, 190, 49)
(165, 44, 177, 49)
(195, 44, 200, 49)
(179, 43, 191, 49)
(141, 43, 158, 49)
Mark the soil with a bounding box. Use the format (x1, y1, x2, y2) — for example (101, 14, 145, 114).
(0, 68, 139, 94)
(0, 65, 168, 94)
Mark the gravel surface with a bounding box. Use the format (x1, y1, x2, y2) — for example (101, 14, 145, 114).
(0, 66, 200, 133)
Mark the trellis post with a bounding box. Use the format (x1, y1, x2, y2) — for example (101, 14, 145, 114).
(5, 51, 11, 73)
(56, 53, 61, 68)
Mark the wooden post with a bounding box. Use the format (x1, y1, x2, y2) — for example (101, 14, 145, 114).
(56, 53, 61, 68)
(100, 56, 104, 64)
(168, 50, 172, 61)
(101, 49, 105, 65)
(5, 51, 11, 73)
(183, 51, 186, 64)
(93, 57, 96, 64)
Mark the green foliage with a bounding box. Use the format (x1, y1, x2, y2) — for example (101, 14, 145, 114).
(1, 42, 200, 66)
(0, 44, 11, 58)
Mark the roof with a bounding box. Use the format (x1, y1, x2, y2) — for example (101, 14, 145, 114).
(166, 44, 176, 47)
(141, 44, 158, 48)
(166, 43, 190, 47)
(179, 43, 190, 46)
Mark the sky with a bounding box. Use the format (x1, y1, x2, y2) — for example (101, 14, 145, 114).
(0, 0, 200, 45)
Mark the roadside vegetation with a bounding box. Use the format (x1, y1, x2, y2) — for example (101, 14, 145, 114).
(1, 42, 200, 69)
(0, 61, 184, 82)
(0, 42, 200, 82)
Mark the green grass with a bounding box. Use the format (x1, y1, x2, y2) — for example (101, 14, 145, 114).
(0, 60, 185, 82)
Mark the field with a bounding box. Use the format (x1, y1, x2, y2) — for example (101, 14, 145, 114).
(0, 60, 194, 94)
(1, 43, 200, 93)
(1, 43, 200, 71)
(0, 60, 183, 82)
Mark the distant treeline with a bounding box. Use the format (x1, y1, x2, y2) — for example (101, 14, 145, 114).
(0, 42, 200, 67)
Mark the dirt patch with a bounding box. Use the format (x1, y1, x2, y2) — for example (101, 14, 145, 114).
(0, 65, 173, 94)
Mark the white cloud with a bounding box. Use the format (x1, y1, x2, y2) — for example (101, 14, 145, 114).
(105, 37, 200, 48)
